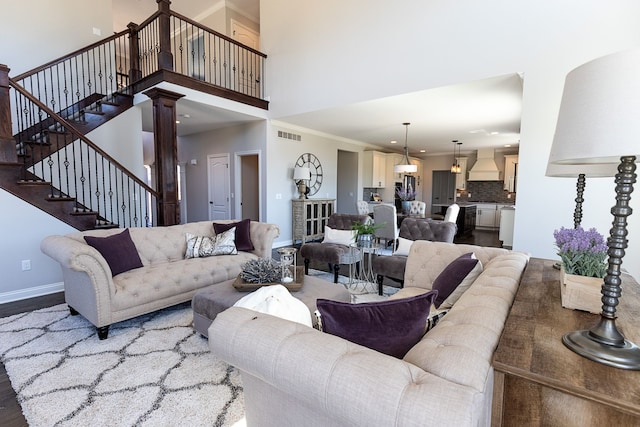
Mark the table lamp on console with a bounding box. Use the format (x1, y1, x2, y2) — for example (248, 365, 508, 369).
(548, 48, 640, 369)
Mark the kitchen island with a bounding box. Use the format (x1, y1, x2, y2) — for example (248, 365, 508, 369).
(432, 202, 476, 237)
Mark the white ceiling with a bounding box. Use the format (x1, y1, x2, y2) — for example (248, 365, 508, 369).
(113, 1, 523, 158)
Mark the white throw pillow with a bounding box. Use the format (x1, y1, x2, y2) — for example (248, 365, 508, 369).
(393, 237, 414, 256)
(234, 284, 312, 327)
(322, 226, 356, 246)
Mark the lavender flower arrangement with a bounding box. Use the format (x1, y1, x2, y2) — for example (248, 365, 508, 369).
(395, 185, 416, 201)
(553, 226, 608, 278)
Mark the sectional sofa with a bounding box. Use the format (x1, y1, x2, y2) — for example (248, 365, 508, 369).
(209, 240, 529, 426)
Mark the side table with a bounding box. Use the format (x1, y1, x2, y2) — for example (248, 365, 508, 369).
(492, 258, 640, 426)
(349, 241, 382, 293)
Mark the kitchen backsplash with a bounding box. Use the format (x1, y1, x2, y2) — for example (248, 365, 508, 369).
(460, 181, 516, 204)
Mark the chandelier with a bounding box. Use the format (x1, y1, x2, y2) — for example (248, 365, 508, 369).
(394, 122, 418, 173)
(450, 140, 462, 174)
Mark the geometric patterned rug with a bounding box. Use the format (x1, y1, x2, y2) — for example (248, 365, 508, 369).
(0, 303, 245, 427)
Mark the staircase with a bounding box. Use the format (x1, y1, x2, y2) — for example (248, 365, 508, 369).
(0, 0, 268, 231)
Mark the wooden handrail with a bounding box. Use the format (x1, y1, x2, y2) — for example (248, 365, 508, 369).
(169, 10, 267, 58)
(9, 79, 159, 197)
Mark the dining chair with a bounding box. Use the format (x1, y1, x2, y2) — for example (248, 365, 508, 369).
(356, 200, 370, 216)
(444, 203, 460, 223)
(373, 204, 399, 250)
(408, 200, 427, 217)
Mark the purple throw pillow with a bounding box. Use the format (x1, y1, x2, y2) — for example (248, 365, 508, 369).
(317, 291, 437, 359)
(84, 229, 143, 276)
(431, 252, 479, 308)
(213, 219, 254, 252)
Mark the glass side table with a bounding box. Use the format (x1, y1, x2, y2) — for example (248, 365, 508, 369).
(348, 241, 382, 294)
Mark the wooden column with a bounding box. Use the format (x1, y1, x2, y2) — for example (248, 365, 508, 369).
(156, 0, 174, 71)
(0, 64, 17, 163)
(143, 87, 184, 226)
(127, 22, 142, 84)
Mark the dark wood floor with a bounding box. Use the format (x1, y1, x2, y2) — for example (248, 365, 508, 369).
(0, 230, 500, 426)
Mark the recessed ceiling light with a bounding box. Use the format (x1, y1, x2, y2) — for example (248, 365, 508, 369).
(175, 120, 181, 124)
(420, 149, 426, 153)
(390, 140, 397, 144)
(490, 131, 499, 135)
(504, 144, 511, 147)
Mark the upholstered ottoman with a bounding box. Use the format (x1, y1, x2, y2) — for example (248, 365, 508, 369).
(192, 275, 351, 337)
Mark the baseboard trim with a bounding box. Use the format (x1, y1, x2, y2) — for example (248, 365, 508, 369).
(0, 282, 64, 304)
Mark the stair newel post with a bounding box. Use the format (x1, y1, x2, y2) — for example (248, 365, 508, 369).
(0, 64, 17, 163)
(127, 22, 142, 85)
(143, 87, 184, 226)
(156, 0, 174, 71)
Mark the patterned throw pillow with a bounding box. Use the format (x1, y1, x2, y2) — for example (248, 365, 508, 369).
(185, 227, 238, 259)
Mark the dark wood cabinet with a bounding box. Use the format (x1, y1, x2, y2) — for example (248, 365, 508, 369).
(456, 205, 476, 237)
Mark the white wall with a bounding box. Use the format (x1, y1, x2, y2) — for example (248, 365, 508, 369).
(179, 121, 267, 221)
(0, 0, 113, 75)
(0, 190, 75, 302)
(265, 122, 366, 246)
(261, 0, 640, 280)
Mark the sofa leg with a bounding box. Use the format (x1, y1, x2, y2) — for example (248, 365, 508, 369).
(304, 258, 310, 275)
(97, 326, 110, 340)
(333, 265, 340, 283)
(69, 306, 79, 316)
(377, 275, 384, 296)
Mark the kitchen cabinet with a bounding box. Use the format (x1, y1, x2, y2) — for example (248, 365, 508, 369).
(476, 203, 512, 229)
(431, 170, 456, 211)
(455, 157, 468, 190)
(476, 204, 498, 229)
(504, 155, 519, 192)
(363, 151, 386, 188)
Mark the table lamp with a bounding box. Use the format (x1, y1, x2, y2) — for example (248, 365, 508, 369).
(548, 48, 640, 369)
(293, 166, 311, 199)
(545, 163, 615, 228)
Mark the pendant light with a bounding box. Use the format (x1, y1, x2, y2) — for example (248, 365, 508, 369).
(394, 122, 418, 173)
(450, 140, 462, 173)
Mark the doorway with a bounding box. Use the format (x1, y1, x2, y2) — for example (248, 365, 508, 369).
(208, 154, 230, 220)
(235, 151, 260, 221)
(337, 150, 358, 213)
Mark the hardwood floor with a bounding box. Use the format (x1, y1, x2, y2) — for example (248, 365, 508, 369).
(0, 229, 500, 425)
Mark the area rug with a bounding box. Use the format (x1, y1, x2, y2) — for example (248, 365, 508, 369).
(0, 303, 245, 427)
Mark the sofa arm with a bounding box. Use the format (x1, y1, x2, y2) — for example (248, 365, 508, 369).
(249, 221, 280, 258)
(209, 307, 479, 426)
(41, 235, 115, 326)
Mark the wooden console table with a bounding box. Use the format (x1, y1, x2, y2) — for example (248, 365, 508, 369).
(492, 258, 640, 426)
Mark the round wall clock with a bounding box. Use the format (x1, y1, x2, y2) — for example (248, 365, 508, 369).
(295, 152, 323, 196)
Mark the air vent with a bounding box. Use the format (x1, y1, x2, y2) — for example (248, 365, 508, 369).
(278, 130, 302, 141)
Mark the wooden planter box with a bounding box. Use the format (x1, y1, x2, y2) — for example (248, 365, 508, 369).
(559, 266, 603, 314)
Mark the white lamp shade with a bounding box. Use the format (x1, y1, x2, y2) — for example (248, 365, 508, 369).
(394, 163, 418, 173)
(549, 49, 640, 169)
(293, 166, 311, 180)
(545, 162, 616, 178)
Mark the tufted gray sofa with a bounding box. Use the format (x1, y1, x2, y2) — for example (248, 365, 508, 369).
(41, 220, 279, 339)
(372, 218, 457, 294)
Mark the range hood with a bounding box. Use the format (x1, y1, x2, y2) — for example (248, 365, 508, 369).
(468, 148, 501, 181)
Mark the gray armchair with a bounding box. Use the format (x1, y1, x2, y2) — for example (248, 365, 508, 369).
(300, 213, 371, 283)
(371, 218, 457, 294)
